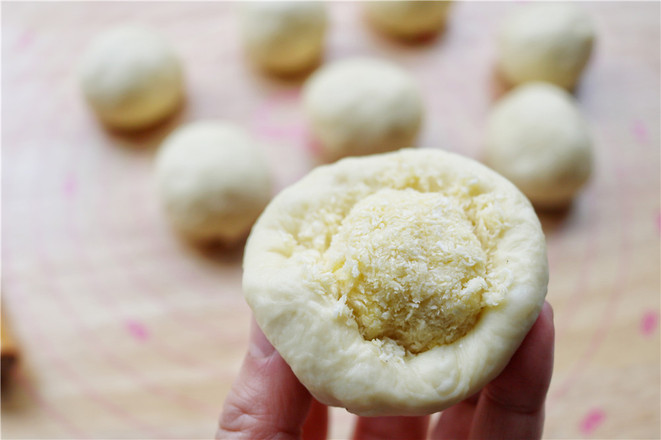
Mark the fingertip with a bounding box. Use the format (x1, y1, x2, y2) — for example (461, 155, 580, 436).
(541, 301, 554, 326)
(249, 317, 276, 359)
(466, 302, 555, 439)
(533, 301, 555, 354)
(482, 300, 555, 414)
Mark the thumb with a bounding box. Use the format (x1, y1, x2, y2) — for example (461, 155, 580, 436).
(217, 318, 312, 439)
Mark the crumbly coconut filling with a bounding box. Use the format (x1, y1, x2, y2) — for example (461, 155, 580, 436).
(289, 169, 511, 355)
(324, 188, 489, 353)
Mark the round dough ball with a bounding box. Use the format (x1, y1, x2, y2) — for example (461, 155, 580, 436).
(485, 82, 593, 207)
(78, 25, 184, 131)
(244, 148, 548, 416)
(155, 121, 272, 243)
(497, 3, 595, 89)
(365, 1, 452, 39)
(240, 2, 327, 74)
(303, 58, 424, 161)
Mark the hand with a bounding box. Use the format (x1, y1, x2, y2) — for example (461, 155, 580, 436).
(218, 302, 554, 440)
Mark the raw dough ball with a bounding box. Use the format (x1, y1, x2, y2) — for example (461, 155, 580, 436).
(155, 121, 272, 243)
(244, 148, 548, 416)
(497, 3, 595, 89)
(365, 1, 452, 39)
(303, 58, 424, 161)
(78, 25, 184, 130)
(485, 82, 593, 208)
(240, 2, 328, 74)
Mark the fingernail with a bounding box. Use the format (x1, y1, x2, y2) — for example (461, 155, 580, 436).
(543, 301, 554, 322)
(249, 319, 276, 358)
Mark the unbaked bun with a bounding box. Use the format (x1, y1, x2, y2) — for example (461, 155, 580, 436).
(365, 0, 452, 39)
(243, 148, 548, 416)
(303, 57, 424, 161)
(78, 25, 184, 130)
(485, 82, 593, 208)
(239, 2, 328, 75)
(497, 3, 595, 89)
(155, 121, 271, 243)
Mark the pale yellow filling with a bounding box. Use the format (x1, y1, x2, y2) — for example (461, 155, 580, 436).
(323, 189, 487, 353)
(289, 168, 510, 355)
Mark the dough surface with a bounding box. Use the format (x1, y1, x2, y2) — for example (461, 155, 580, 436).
(155, 121, 271, 243)
(485, 82, 593, 207)
(303, 58, 424, 161)
(365, 1, 452, 39)
(243, 148, 548, 416)
(497, 3, 595, 89)
(240, 2, 327, 74)
(79, 25, 184, 130)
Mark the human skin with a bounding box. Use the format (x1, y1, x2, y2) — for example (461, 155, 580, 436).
(217, 301, 555, 440)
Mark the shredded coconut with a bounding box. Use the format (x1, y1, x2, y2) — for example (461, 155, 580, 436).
(294, 166, 509, 355)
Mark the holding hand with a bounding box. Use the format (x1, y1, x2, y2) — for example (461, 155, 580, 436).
(218, 302, 554, 440)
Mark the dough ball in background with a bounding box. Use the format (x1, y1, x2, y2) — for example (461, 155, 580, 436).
(365, 0, 452, 40)
(155, 121, 272, 244)
(484, 82, 593, 208)
(497, 3, 595, 89)
(239, 1, 328, 75)
(78, 25, 184, 131)
(303, 57, 424, 162)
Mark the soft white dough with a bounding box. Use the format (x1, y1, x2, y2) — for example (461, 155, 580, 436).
(155, 121, 272, 243)
(485, 82, 593, 207)
(243, 148, 548, 416)
(78, 25, 184, 130)
(497, 3, 595, 89)
(240, 2, 327, 74)
(365, 0, 452, 39)
(303, 57, 424, 161)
